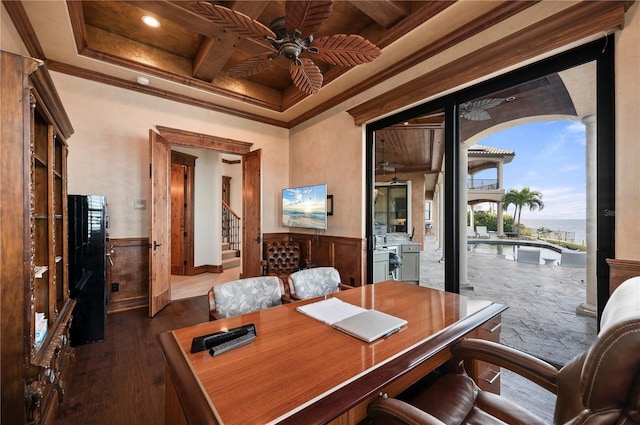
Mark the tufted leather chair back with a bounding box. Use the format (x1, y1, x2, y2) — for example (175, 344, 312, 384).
(262, 240, 302, 278)
(554, 276, 640, 424)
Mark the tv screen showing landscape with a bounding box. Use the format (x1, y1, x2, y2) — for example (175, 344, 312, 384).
(282, 184, 327, 230)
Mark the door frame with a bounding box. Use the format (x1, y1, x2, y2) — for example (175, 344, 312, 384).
(365, 36, 615, 321)
(170, 151, 196, 275)
(149, 126, 255, 316)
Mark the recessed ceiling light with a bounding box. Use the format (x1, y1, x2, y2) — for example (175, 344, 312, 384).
(142, 16, 160, 28)
(506, 96, 516, 102)
(136, 76, 150, 86)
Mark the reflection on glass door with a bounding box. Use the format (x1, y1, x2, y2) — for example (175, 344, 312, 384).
(372, 109, 446, 288)
(457, 62, 598, 421)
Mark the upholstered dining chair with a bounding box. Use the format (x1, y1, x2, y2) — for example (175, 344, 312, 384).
(367, 276, 640, 425)
(207, 276, 288, 321)
(287, 267, 353, 300)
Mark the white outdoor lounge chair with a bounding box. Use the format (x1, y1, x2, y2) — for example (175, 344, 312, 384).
(476, 226, 490, 239)
(467, 226, 477, 238)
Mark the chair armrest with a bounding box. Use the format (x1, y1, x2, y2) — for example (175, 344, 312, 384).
(288, 293, 304, 301)
(207, 289, 219, 321)
(339, 283, 354, 290)
(281, 295, 296, 303)
(368, 398, 446, 425)
(452, 338, 559, 394)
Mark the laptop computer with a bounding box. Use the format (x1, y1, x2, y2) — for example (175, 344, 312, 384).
(333, 309, 407, 342)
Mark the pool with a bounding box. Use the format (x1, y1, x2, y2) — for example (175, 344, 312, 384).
(468, 241, 562, 264)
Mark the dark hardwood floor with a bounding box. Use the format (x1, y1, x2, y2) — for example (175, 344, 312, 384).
(52, 296, 209, 425)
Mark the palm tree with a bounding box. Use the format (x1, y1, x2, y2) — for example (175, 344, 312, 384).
(502, 187, 544, 237)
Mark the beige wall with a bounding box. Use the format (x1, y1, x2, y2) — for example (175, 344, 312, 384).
(48, 73, 289, 239)
(289, 110, 365, 238)
(615, 2, 640, 260)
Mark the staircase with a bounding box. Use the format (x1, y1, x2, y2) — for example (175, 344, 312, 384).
(222, 242, 240, 270)
(221, 201, 241, 270)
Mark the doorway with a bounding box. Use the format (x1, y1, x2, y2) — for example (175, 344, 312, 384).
(170, 150, 196, 276)
(148, 126, 261, 317)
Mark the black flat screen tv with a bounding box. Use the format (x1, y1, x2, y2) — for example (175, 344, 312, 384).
(282, 184, 327, 230)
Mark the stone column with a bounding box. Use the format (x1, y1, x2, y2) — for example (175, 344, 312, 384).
(460, 146, 470, 286)
(497, 162, 504, 236)
(437, 176, 445, 256)
(577, 115, 597, 317)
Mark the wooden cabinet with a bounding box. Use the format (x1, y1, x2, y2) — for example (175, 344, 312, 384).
(466, 314, 502, 394)
(373, 251, 389, 283)
(399, 244, 420, 283)
(1, 51, 75, 424)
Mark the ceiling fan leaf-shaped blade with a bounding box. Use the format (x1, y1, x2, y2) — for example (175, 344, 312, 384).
(228, 52, 274, 78)
(473, 98, 504, 109)
(311, 35, 381, 66)
(285, 0, 333, 37)
(289, 59, 323, 94)
(190, 2, 275, 41)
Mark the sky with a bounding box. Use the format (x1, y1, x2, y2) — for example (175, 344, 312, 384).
(473, 120, 587, 220)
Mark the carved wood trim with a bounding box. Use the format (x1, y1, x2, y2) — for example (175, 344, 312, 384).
(157, 126, 253, 154)
(44, 60, 290, 129)
(606, 258, 640, 294)
(32, 299, 75, 368)
(347, 1, 626, 126)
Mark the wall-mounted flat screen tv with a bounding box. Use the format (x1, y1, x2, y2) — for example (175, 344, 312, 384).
(282, 184, 327, 230)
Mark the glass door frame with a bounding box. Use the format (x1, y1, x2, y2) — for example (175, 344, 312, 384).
(365, 36, 615, 321)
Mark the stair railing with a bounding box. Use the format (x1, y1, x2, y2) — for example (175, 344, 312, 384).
(222, 201, 241, 251)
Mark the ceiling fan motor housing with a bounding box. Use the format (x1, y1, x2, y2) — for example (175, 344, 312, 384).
(268, 16, 316, 63)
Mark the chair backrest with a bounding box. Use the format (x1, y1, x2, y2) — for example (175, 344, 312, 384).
(263, 240, 301, 276)
(211, 276, 285, 318)
(554, 276, 640, 424)
(288, 267, 342, 299)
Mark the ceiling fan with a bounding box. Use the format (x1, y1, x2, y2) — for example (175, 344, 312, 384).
(376, 139, 403, 172)
(459, 98, 504, 121)
(390, 170, 407, 185)
(190, 1, 382, 95)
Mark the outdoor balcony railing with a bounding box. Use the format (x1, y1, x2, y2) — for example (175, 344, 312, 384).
(468, 179, 498, 190)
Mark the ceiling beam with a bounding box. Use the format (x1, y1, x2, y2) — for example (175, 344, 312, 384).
(348, 0, 410, 28)
(190, 2, 269, 82)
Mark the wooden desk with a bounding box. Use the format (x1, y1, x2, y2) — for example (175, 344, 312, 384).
(159, 281, 506, 425)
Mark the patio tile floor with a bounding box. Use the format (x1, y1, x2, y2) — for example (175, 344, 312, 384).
(418, 236, 597, 423)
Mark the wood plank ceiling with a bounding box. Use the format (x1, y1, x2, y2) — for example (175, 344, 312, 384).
(66, 0, 449, 113)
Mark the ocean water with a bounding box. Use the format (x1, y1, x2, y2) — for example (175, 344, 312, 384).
(521, 219, 586, 245)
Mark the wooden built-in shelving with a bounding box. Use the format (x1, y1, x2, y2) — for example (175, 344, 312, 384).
(1, 50, 74, 425)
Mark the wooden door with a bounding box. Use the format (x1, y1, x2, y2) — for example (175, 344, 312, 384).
(242, 149, 262, 277)
(149, 130, 171, 317)
(170, 162, 186, 275)
(222, 176, 231, 205)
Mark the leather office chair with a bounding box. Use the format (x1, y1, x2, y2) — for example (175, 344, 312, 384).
(207, 276, 288, 321)
(287, 267, 353, 300)
(261, 240, 307, 284)
(368, 276, 640, 425)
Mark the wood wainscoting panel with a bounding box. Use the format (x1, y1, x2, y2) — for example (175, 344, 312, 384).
(107, 238, 149, 313)
(606, 258, 640, 294)
(263, 233, 366, 286)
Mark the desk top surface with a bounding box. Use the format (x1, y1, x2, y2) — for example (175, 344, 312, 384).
(159, 280, 505, 425)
